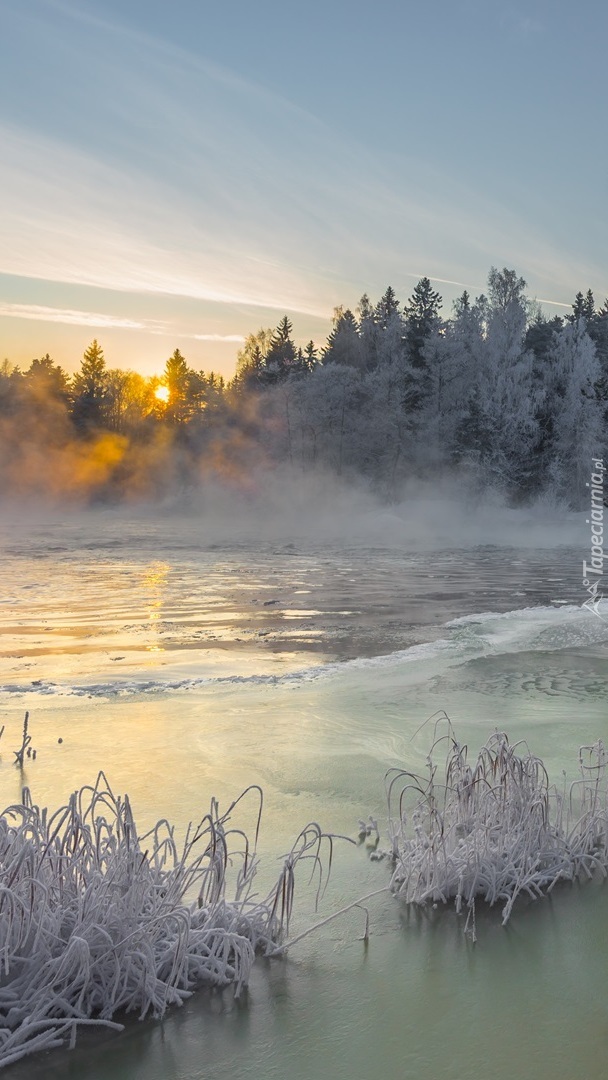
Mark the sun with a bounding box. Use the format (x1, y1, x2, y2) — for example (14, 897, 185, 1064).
(154, 385, 170, 403)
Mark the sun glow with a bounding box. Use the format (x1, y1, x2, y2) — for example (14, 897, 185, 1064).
(154, 385, 170, 403)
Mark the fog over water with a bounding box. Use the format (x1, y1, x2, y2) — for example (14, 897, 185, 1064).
(1, 490, 606, 1079)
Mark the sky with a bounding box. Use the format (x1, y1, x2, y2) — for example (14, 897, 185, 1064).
(0, 0, 606, 378)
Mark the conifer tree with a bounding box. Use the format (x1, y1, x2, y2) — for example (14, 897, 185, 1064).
(303, 340, 318, 370)
(402, 278, 442, 414)
(163, 349, 192, 423)
(71, 339, 109, 430)
(570, 289, 595, 324)
(234, 329, 273, 390)
(323, 309, 363, 368)
(374, 286, 400, 330)
(404, 277, 442, 369)
(24, 355, 70, 402)
(263, 316, 298, 382)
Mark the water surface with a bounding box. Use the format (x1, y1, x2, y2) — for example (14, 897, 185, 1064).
(1, 510, 607, 1080)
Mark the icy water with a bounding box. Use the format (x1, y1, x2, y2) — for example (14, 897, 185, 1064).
(1, 508, 608, 1079)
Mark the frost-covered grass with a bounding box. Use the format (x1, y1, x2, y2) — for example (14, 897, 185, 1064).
(384, 721, 608, 938)
(0, 774, 335, 1068)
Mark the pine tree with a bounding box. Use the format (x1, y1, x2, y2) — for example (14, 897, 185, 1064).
(580, 292, 608, 374)
(452, 290, 470, 318)
(570, 289, 595, 324)
(71, 340, 109, 430)
(323, 309, 363, 368)
(404, 278, 442, 369)
(163, 349, 192, 422)
(303, 340, 318, 371)
(592, 299, 608, 376)
(263, 316, 298, 382)
(73, 340, 107, 398)
(525, 313, 564, 362)
(374, 286, 400, 330)
(24, 355, 69, 401)
(402, 278, 442, 414)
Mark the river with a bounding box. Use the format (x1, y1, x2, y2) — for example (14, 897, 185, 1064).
(1, 503, 607, 1079)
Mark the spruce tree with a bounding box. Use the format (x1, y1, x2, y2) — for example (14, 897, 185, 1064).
(323, 309, 363, 368)
(71, 340, 109, 430)
(263, 316, 298, 382)
(402, 278, 442, 414)
(404, 277, 442, 369)
(163, 349, 192, 423)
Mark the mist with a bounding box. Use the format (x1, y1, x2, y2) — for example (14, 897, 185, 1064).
(0, 461, 584, 557)
(1, 267, 606, 535)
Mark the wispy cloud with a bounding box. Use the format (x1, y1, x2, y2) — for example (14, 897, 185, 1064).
(192, 334, 245, 342)
(0, 0, 603, 327)
(0, 121, 336, 319)
(0, 301, 165, 330)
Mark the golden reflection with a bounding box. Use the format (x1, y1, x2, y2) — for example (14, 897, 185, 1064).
(142, 562, 170, 653)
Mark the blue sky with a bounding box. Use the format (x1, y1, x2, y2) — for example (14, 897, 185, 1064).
(0, 0, 606, 376)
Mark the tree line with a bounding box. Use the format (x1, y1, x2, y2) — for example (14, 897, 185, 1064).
(1, 267, 607, 506)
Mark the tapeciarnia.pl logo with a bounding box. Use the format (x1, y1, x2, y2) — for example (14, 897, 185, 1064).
(582, 458, 606, 619)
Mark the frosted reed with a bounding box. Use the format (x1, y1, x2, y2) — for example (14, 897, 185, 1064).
(12, 712, 32, 768)
(384, 726, 608, 938)
(0, 774, 335, 1067)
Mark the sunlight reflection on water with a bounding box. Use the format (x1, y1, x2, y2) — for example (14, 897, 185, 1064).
(1, 517, 607, 1079)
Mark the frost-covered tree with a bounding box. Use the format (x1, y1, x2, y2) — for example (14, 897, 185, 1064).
(374, 286, 400, 330)
(418, 309, 483, 466)
(566, 289, 608, 373)
(323, 308, 364, 369)
(376, 296, 406, 371)
(263, 316, 301, 382)
(402, 278, 443, 414)
(487, 267, 528, 314)
(569, 289, 596, 324)
(453, 347, 538, 498)
(525, 312, 564, 363)
(357, 292, 379, 371)
(289, 364, 363, 476)
(543, 321, 604, 503)
(404, 277, 442, 369)
(451, 271, 538, 497)
(486, 267, 529, 362)
(585, 294, 608, 374)
(361, 360, 412, 492)
(352, 288, 406, 373)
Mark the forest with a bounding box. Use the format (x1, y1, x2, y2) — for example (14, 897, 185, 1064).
(1, 267, 607, 507)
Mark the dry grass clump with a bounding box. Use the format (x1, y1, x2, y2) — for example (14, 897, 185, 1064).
(385, 722, 608, 938)
(0, 774, 333, 1068)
